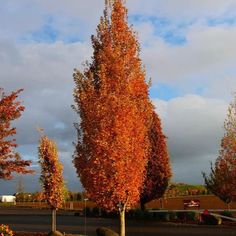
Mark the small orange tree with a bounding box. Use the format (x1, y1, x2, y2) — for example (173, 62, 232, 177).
(203, 94, 236, 208)
(0, 88, 33, 179)
(140, 111, 172, 210)
(73, 0, 152, 235)
(38, 133, 64, 233)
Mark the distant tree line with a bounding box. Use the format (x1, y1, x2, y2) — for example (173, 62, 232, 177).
(14, 191, 87, 202)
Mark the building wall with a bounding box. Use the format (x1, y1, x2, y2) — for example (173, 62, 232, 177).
(146, 195, 236, 210)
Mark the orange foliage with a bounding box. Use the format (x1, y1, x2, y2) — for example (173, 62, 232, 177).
(73, 0, 152, 212)
(0, 88, 33, 179)
(38, 135, 64, 210)
(140, 111, 172, 208)
(203, 94, 236, 204)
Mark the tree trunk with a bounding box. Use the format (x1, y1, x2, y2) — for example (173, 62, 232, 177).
(119, 207, 126, 236)
(160, 198, 164, 209)
(140, 199, 145, 211)
(52, 209, 57, 232)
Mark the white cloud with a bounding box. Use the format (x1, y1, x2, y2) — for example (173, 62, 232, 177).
(136, 22, 236, 101)
(1, 40, 91, 89)
(145, 24, 236, 80)
(1, 40, 92, 148)
(40, 0, 104, 21)
(128, 0, 236, 19)
(153, 95, 228, 183)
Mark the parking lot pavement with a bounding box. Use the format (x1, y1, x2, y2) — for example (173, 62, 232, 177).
(0, 207, 236, 236)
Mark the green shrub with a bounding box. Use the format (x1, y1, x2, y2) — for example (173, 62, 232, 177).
(100, 209, 118, 218)
(136, 209, 154, 219)
(176, 212, 186, 220)
(220, 210, 233, 219)
(152, 212, 169, 221)
(169, 211, 177, 220)
(175, 211, 196, 221)
(143, 210, 152, 220)
(96, 227, 119, 236)
(201, 214, 221, 225)
(127, 209, 154, 220)
(92, 207, 100, 216)
(127, 209, 135, 218)
(133, 209, 145, 219)
(83, 207, 92, 216)
(74, 211, 82, 216)
(186, 212, 196, 221)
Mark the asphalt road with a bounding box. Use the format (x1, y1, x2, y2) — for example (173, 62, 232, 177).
(0, 208, 236, 236)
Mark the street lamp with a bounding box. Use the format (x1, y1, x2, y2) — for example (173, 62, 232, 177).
(84, 198, 88, 236)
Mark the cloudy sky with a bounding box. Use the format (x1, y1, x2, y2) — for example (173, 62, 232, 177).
(1, 0, 236, 194)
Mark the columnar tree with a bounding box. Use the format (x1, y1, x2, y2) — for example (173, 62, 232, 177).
(38, 134, 64, 235)
(140, 111, 171, 210)
(203, 94, 236, 208)
(0, 88, 32, 179)
(73, 0, 152, 235)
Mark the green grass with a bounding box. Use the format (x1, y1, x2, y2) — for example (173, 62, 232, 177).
(175, 183, 206, 191)
(0, 202, 15, 207)
(167, 183, 208, 196)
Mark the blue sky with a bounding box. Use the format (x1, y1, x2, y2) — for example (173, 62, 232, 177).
(1, 0, 236, 194)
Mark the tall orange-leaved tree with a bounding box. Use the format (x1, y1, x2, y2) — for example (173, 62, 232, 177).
(0, 88, 33, 179)
(140, 111, 171, 210)
(203, 94, 236, 208)
(73, 0, 152, 235)
(38, 133, 64, 234)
